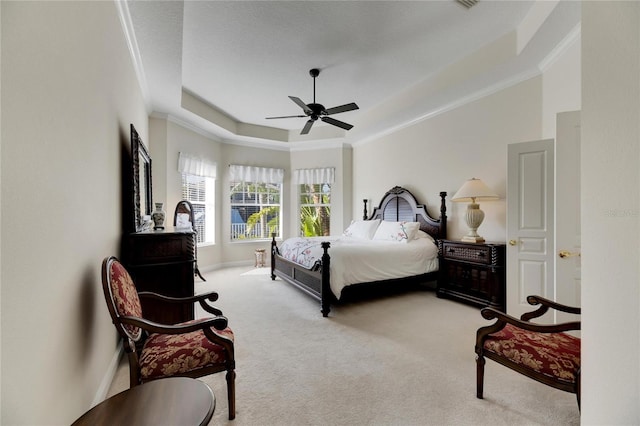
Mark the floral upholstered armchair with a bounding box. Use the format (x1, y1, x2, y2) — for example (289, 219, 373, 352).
(101, 256, 236, 420)
(475, 295, 581, 408)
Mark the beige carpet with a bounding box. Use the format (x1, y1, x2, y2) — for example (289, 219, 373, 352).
(107, 266, 580, 425)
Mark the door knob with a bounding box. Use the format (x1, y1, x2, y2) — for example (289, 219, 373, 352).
(558, 250, 581, 258)
(509, 239, 518, 246)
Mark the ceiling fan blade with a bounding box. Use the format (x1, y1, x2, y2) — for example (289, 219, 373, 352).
(301, 119, 314, 135)
(324, 102, 359, 115)
(266, 115, 307, 119)
(289, 96, 312, 114)
(321, 116, 354, 131)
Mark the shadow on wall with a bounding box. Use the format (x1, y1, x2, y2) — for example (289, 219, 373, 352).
(76, 263, 97, 369)
(120, 123, 133, 236)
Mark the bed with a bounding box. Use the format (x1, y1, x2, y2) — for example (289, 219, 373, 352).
(270, 186, 447, 317)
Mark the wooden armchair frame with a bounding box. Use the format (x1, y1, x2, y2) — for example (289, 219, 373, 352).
(102, 256, 236, 419)
(173, 200, 207, 281)
(475, 295, 581, 407)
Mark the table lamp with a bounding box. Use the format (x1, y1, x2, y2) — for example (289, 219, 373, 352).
(452, 178, 499, 243)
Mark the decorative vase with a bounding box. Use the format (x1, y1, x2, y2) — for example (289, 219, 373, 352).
(151, 202, 166, 230)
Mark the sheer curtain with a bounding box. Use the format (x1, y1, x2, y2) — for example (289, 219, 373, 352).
(229, 165, 284, 183)
(293, 167, 335, 184)
(178, 152, 217, 178)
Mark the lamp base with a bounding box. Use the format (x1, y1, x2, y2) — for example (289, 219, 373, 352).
(461, 235, 485, 243)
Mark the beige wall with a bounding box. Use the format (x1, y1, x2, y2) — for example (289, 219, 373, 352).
(582, 1, 639, 422)
(353, 76, 543, 243)
(1, 2, 148, 424)
(542, 33, 581, 139)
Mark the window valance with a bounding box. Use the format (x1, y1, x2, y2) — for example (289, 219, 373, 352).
(178, 152, 217, 179)
(229, 164, 284, 184)
(294, 167, 335, 184)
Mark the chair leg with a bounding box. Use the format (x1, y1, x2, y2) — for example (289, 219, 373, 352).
(195, 265, 206, 282)
(476, 354, 485, 399)
(226, 369, 236, 420)
(576, 372, 581, 410)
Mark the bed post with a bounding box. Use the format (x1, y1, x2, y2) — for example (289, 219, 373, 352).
(439, 191, 447, 239)
(320, 241, 331, 317)
(270, 233, 277, 280)
(363, 199, 368, 220)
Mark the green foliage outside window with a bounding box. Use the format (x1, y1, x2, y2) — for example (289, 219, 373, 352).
(300, 183, 331, 237)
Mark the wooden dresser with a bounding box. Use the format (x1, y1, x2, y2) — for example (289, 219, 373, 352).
(437, 239, 506, 311)
(123, 228, 196, 324)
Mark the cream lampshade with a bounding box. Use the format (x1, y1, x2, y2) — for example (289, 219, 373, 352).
(452, 178, 499, 243)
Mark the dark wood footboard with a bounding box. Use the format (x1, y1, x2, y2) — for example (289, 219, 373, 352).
(271, 236, 332, 316)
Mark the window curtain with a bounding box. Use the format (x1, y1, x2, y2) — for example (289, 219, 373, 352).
(293, 167, 335, 184)
(229, 164, 284, 184)
(178, 152, 217, 178)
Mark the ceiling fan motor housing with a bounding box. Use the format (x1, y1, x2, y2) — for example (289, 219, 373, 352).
(307, 103, 325, 119)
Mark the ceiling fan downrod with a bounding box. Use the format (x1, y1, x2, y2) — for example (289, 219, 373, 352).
(310, 68, 319, 104)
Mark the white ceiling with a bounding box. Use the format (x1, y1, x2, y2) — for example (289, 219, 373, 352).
(124, 1, 580, 147)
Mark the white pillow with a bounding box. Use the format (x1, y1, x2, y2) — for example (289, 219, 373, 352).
(415, 229, 435, 242)
(342, 219, 380, 240)
(373, 221, 420, 243)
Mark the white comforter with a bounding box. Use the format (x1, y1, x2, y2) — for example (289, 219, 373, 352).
(278, 236, 439, 299)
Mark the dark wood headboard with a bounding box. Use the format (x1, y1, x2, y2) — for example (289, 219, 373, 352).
(365, 186, 447, 240)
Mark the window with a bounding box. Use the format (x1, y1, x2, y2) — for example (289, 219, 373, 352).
(181, 174, 215, 244)
(178, 152, 217, 245)
(294, 167, 335, 237)
(299, 183, 331, 236)
(229, 165, 283, 241)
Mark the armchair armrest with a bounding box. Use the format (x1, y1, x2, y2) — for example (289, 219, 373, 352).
(120, 315, 228, 334)
(121, 315, 234, 354)
(481, 307, 581, 333)
(138, 290, 224, 316)
(521, 295, 581, 321)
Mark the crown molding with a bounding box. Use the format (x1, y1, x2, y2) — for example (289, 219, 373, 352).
(114, 0, 151, 113)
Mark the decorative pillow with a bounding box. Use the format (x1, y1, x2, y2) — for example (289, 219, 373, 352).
(342, 219, 380, 240)
(373, 221, 420, 243)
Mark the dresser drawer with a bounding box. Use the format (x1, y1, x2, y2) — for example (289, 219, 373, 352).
(442, 242, 491, 265)
(124, 230, 196, 266)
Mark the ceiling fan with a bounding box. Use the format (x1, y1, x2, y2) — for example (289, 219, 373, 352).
(266, 68, 359, 135)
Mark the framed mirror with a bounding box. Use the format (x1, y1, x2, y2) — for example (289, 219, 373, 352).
(131, 124, 152, 232)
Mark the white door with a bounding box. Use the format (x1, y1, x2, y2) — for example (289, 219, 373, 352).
(555, 111, 581, 324)
(506, 139, 555, 320)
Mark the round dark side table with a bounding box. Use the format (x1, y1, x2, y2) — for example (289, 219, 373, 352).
(72, 377, 215, 426)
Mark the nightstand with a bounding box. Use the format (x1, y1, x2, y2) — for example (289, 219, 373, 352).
(437, 239, 506, 311)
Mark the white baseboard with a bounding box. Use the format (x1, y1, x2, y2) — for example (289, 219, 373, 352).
(199, 260, 254, 273)
(91, 342, 123, 408)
